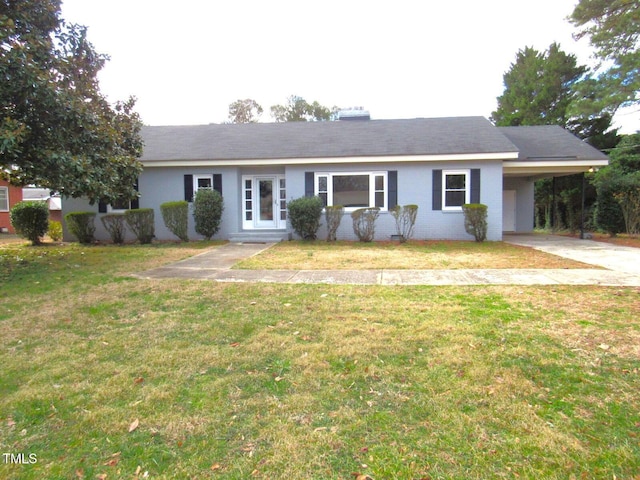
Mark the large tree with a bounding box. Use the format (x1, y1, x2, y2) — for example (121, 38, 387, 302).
(491, 43, 587, 127)
(270, 95, 337, 122)
(492, 43, 619, 232)
(570, 0, 639, 114)
(0, 0, 142, 203)
(228, 98, 263, 123)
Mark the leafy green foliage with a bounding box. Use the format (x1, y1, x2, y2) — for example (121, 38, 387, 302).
(270, 95, 338, 122)
(124, 208, 155, 244)
(287, 196, 323, 240)
(570, 0, 639, 113)
(228, 98, 263, 123)
(324, 205, 344, 241)
(47, 220, 63, 242)
(390, 204, 418, 242)
(593, 134, 640, 235)
(351, 207, 380, 242)
(192, 189, 224, 240)
(64, 211, 96, 244)
(100, 214, 127, 244)
(160, 201, 189, 242)
(462, 203, 488, 242)
(9, 201, 49, 245)
(0, 0, 143, 202)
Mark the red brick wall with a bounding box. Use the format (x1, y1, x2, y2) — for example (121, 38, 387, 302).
(0, 180, 23, 234)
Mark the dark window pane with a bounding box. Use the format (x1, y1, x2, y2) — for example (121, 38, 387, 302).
(319, 176, 327, 191)
(245, 179, 252, 189)
(375, 192, 384, 208)
(445, 174, 465, 190)
(333, 175, 369, 207)
(198, 178, 212, 189)
(319, 193, 328, 206)
(112, 197, 130, 210)
(375, 175, 384, 190)
(445, 191, 465, 206)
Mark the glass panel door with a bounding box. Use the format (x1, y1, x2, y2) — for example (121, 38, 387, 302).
(255, 177, 277, 228)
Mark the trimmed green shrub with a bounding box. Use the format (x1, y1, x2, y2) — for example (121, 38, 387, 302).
(287, 196, 323, 240)
(10, 201, 49, 245)
(47, 220, 63, 242)
(124, 208, 155, 244)
(160, 200, 189, 242)
(325, 205, 344, 241)
(64, 211, 96, 244)
(193, 189, 224, 240)
(351, 207, 380, 242)
(462, 203, 488, 242)
(390, 204, 418, 243)
(101, 214, 128, 244)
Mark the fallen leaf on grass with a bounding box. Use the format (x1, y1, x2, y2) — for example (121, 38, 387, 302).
(352, 473, 374, 480)
(134, 377, 144, 384)
(230, 342, 240, 348)
(75, 468, 84, 478)
(211, 463, 222, 471)
(128, 418, 139, 433)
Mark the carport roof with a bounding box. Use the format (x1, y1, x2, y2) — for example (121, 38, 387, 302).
(499, 125, 609, 177)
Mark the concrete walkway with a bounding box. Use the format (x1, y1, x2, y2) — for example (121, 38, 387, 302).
(134, 236, 640, 286)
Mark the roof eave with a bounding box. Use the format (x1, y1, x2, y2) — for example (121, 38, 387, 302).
(503, 159, 609, 177)
(141, 151, 519, 168)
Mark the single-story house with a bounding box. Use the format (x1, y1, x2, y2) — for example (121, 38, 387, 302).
(62, 116, 608, 242)
(0, 179, 23, 233)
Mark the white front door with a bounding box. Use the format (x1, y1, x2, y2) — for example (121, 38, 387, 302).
(503, 190, 516, 232)
(242, 175, 287, 229)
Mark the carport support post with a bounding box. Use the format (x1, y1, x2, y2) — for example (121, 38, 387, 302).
(580, 171, 586, 239)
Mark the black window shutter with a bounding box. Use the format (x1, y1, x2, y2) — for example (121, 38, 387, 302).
(304, 172, 314, 197)
(131, 178, 140, 209)
(470, 169, 481, 204)
(98, 201, 107, 213)
(387, 171, 398, 209)
(213, 174, 222, 195)
(432, 169, 442, 210)
(184, 174, 194, 202)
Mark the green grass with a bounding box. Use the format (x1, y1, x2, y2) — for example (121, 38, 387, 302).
(0, 242, 638, 479)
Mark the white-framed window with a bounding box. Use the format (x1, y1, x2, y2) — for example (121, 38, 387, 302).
(0, 187, 8, 212)
(108, 197, 133, 212)
(315, 172, 387, 210)
(194, 174, 213, 192)
(442, 169, 470, 211)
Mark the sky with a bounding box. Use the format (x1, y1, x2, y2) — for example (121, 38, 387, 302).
(61, 0, 639, 133)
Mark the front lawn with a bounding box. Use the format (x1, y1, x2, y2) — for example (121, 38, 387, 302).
(235, 240, 598, 270)
(0, 242, 638, 479)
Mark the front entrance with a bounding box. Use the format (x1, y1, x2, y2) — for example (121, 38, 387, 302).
(242, 175, 287, 230)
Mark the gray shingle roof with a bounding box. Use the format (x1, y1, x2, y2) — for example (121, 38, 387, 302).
(498, 125, 608, 161)
(140, 116, 518, 161)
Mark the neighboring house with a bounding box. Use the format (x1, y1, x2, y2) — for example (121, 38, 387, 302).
(22, 188, 62, 223)
(62, 116, 608, 242)
(0, 179, 23, 233)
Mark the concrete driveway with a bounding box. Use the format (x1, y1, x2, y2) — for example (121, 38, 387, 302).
(503, 234, 640, 276)
(135, 236, 640, 286)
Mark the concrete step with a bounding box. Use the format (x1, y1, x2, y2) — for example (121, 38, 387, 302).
(228, 230, 292, 243)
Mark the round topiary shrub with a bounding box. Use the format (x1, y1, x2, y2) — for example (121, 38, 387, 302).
(287, 196, 324, 240)
(10, 201, 50, 245)
(193, 189, 224, 240)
